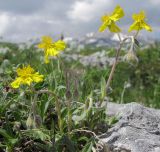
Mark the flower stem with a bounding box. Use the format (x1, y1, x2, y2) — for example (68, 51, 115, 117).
(134, 30, 139, 38)
(57, 57, 61, 73)
(117, 33, 122, 42)
(30, 87, 37, 122)
(106, 38, 127, 95)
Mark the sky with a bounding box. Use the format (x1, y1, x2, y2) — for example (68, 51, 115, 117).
(0, 0, 159, 42)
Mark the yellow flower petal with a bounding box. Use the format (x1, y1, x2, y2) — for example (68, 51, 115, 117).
(99, 22, 108, 32)
(47, 48, 59, 56)
(110, 5, 125, 21)
(54, 40, 66, 50)
(99, 19, 111, 32)
(44, 48, 59, 63)
(38, 43, 45, 49)
(101, 15, 109, 22)
(42, 36, 52, 44)
(37, 36, 53, 50)
(129, 22, 140, 32)
(108, 22, 121, 33)
(132, 11, 145, 21)
(11, 77, 22, 88)
(32, 73, 44, 83)
(17, 65, 34, 77)
(141, 22, 152, 31)
(24, 77, 33, 86)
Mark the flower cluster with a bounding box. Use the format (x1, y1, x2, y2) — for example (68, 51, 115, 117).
(99, 5, 152, 33)
(38, 36, 66, 63)
(10, 5, 152, 89)
(11, 36, 66, 89)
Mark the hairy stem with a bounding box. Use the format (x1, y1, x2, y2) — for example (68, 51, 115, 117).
(106, 38, 127, 94)
(134, 30, 139, 38)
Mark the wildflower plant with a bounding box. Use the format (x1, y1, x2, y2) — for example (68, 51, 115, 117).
(99, 5, 152, 99)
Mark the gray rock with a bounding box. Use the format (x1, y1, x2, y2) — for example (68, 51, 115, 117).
(62, 51, 116, 67)
(101, 102, 160, 152)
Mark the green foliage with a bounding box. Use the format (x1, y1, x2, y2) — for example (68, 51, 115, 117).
(0, 41, 159, 151)
(111, 46, 160, 107)
(0, 42, 108, 151)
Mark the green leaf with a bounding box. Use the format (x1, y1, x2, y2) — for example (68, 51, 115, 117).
(72, 112, 86, 122)
(61, 107, 68, 119)
(78, 136, 89, 143)
(56, 85, 66, 91)
(44, 99, 51, 115)
(0, 143, 6, 148)
(100, 76, 106, 100)
(22, 129, 50, 141)
(0, 129, 12, 139)
(0, 129, 18, 146)
(34, 142, 53, 152)
(108, 116, 118, 126)
(81, 142, 93, 152)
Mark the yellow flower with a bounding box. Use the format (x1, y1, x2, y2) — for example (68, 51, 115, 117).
(129, 11, 152, 32)
(38, 36, 66, 63)
(99, 5, 124, 33)
(11, 65, 44, 88)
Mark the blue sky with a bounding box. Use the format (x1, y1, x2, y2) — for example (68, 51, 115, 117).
(0, 0, 159, 42)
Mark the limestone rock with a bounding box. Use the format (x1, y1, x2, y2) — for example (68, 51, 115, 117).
(101, 102, 160, 152)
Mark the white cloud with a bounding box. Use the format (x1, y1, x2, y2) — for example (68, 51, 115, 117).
(149, 0, 160, 5)
(0, 12, 70, 42)
(0, 13, 10, 35)
(0, 0, 159, 41)
(68, 0, 112, 22)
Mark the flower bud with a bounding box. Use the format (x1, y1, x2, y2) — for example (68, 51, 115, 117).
(26, 114, 36, 129)
(123, 50, 138, 63)
(34, 115, 42, 128)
